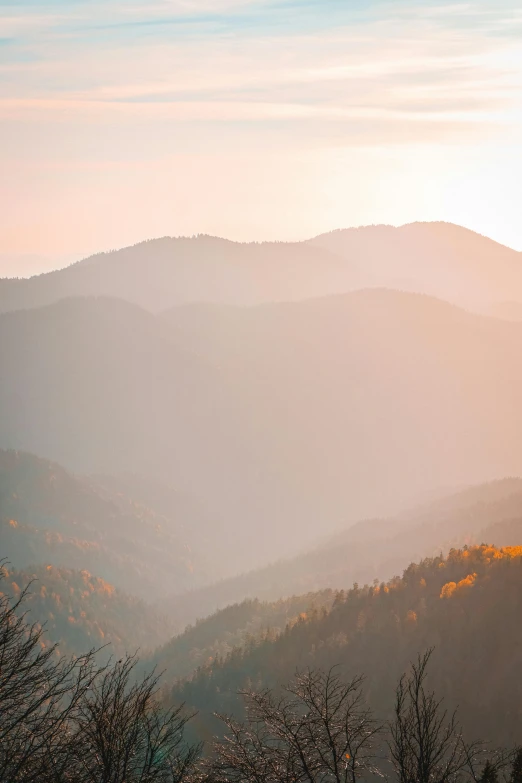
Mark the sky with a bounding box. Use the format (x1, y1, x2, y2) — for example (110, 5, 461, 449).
(1, 0, 522, 273)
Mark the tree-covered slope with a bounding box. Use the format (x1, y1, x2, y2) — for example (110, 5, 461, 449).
(2, 563, 169, 659)
(145, 591, 334, 685)
(171, 546, 522, 745)
(162, 478, 522, 628)
(0, 449, 222, 600)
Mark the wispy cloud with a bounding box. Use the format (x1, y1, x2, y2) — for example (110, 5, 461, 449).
(1, 0, 522, 256)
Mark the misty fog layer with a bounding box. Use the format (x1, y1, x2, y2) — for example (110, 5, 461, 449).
(3, 220, 522, 749)
(2, 224, 522, 573)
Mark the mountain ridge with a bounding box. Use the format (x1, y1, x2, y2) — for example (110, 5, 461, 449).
(1, 222, 521, 315)
(169, 544, 522, 745)
(4, 289, 522, 570)
(0, 448, 227, 601)
(159, 477, 522, 629)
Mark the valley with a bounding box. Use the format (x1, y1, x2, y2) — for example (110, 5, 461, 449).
(2, 221, 522, 765)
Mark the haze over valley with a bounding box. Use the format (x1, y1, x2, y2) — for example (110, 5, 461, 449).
(3, 0, 522, 773)
(4, 223, 522, 774)
(3, 229, 522, 574)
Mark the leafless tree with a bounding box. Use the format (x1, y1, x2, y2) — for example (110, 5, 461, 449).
(0, 562, 199, 783)
(389, 649, 510, 783)
(71, 654, 200, 783)
(0, 561, 98, 783)
(204, 667, 382, 783)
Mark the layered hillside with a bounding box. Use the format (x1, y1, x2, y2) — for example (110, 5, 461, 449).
(1, 223, 521, 314)
(309, 222, 522, 309)
(4, 292, 522, 568)
(145, 591, 334, 685)
(162, 478, 522, 628)
(0, 449, 224, 599)
(164, 289, 522, 537)
(2, 564, 168, 659)
(0, 237, 350, 313)
(171, 546, 522, 745)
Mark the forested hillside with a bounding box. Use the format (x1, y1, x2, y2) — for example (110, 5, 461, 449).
(6, 556, 521, 783)
(146, 591, 335, 684)
(162, 478, 522, 627)
(2, 564, 169, 658)
(0, 449, 224, 599)
(170, 546, 522, 745)
(3, 0, 522, 767)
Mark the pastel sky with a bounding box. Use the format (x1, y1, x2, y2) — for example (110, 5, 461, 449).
(1, 0, 522, 271)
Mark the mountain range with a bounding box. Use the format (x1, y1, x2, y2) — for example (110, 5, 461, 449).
(1, 223, 521, 315)
(3, 221, 522, 750)
(162, 477, 522, 629)
(4, 444, 522, 648)
(3, 286, 522, 568)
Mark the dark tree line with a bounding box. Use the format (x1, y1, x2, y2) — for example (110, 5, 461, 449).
(2, 560, 522, 783)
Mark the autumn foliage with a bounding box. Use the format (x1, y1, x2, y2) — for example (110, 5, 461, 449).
(171, 545, 522, 745)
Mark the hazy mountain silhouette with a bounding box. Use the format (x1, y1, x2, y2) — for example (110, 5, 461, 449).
(163, 289, 522, 530)
(0, 223, 521, 314)
(161, 479, 522, 629)
(4, 291, 522, 574)
(0, 449, 226, 599)
(0, 238, 348, 313)
(0, 297, 313, 570)
(309, 222, 522, 308)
